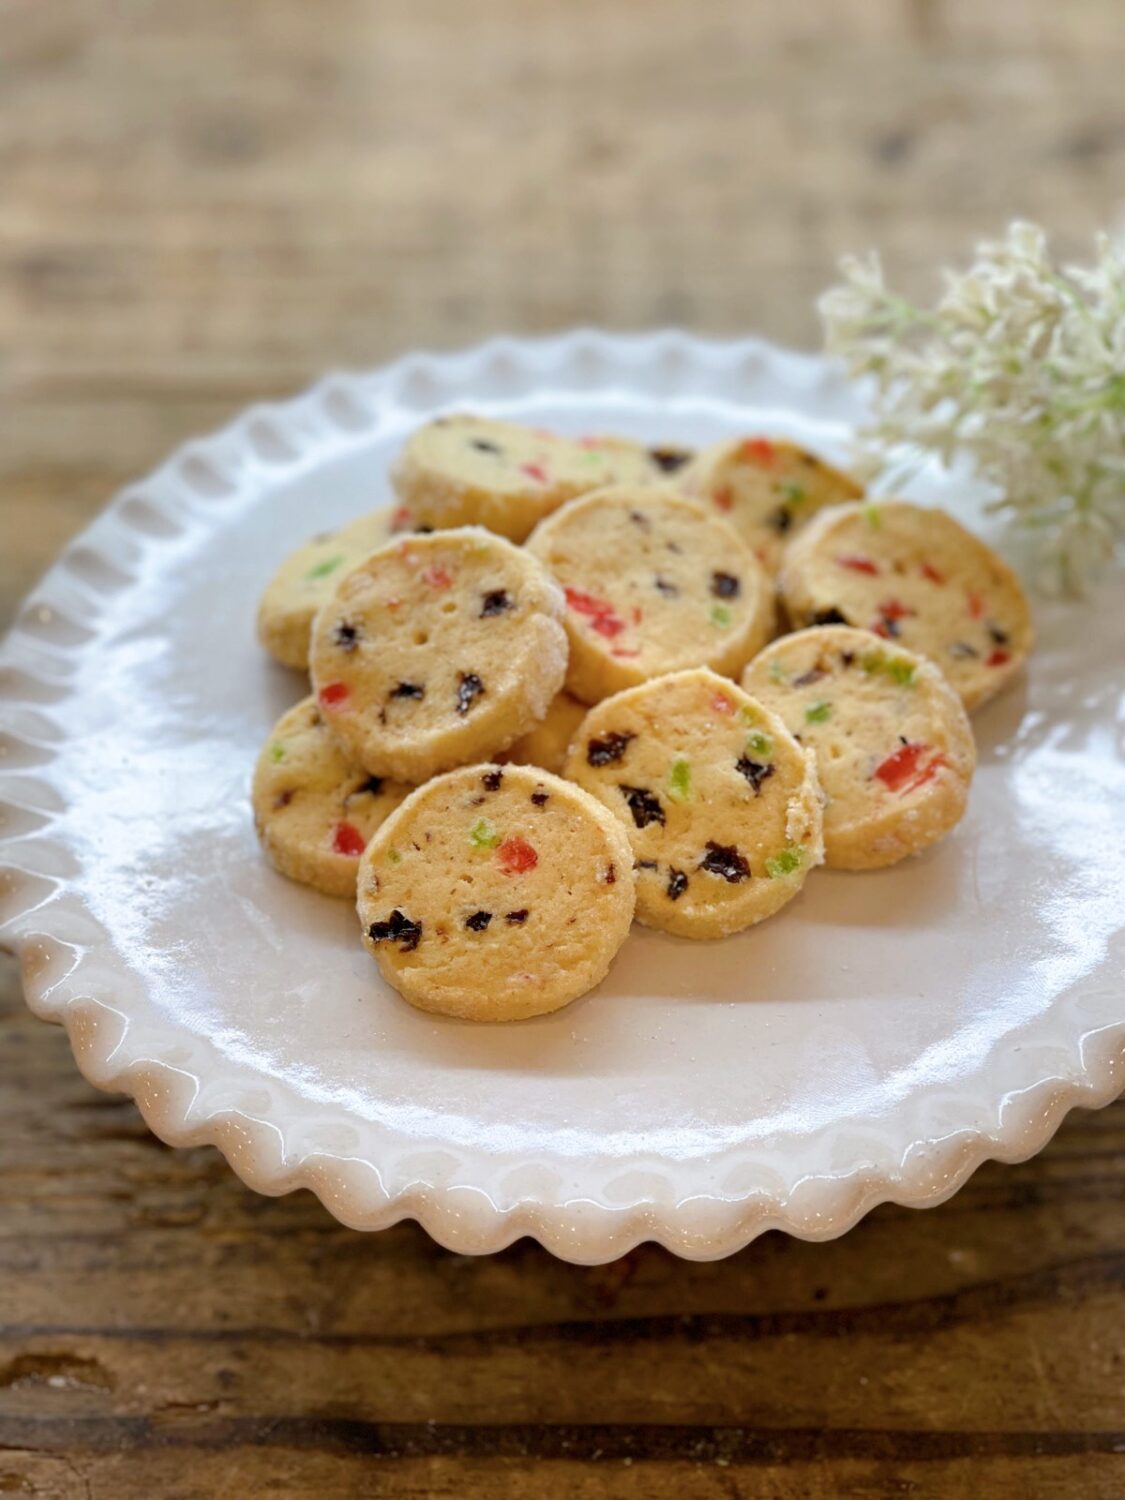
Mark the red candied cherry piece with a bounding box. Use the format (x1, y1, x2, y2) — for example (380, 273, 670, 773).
(967, 591, 985, 619)
(319, 682, 349, 708)
(986, 648, 1011, 668)
(878, 597, 913, 621)
(837, 555, 880, 575)
(331, 821, 366, 856)
(520, 462, 549, 484)
(920, 561, 945, 584)
(421, 563, 453, 590)
(390, 506, 413, 532)
(713, 486, 734, 512)
(873, 742, 948, 794)
(741, 437, 778, 466)
(497, 836, 538, 875)
(711, 694, 735, 715)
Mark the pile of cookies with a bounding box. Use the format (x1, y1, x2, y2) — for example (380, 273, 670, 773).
(252, 415, 1032, 1021)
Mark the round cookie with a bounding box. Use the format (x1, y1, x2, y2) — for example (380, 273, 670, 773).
(390, 415, 681, 543)
(681, 435, 862, 572)
(308, 528, 567, 782)
(777, 500, 1033, 711)
(526, 485, 774, 704)
(257, 505, 417, 671)
(741, 627, 975, 870)
(564, 669, 823, 940)
(501, 690, 588, 775)
(252, 696, 412, 897)
(357, 763, 635, 1020)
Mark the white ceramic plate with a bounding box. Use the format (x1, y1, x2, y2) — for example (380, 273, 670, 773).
(2, 332, 1123, 1264)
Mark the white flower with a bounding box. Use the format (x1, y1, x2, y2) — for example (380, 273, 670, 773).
(820, 221, 1125, 590)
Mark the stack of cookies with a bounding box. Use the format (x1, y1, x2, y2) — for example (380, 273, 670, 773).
(252, 415, 1032, 1020)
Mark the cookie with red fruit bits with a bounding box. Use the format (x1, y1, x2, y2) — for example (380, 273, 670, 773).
(777, 500, 1033, 711)
(357, 764, 634, 1020)
(309, 528, 567, 782)
(680, 435, 862, 572)
(257, 504, 418, 671)
(500, 689, 588, 775)
(564, 669, 823, 940)
(389, 414, 676, 543)
(526, 485, 774, 704)
(742, 626, 975, 870)
(252, 696, 412, 897)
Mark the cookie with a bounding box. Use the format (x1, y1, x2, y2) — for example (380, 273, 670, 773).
(252, 696, 412, 897)
(741, 626, 975, 869)
(777, 500, 1033, 711)
(257, 505, 415, 671)
(390, 415, 685, 543)
(500, 690, 588, 775)
(356, 763, 635, 1020)
(681, 435, 862, 572)
(526, 485, 774, 704)
(564, 668, 823, 939)
(308, 527, 568, 782)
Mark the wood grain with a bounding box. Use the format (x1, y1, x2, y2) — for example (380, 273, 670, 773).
(2, 0, 1124, 1494)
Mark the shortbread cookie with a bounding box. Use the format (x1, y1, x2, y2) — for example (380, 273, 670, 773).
(778, 500, 1033, 711)
(309, 528, 567, 782)
(501, 690, 588, 775)
(257, 505, 417, 671)
(252, 696, 411, 897)
(741, 627, 975, 869)
(682, 436, 862, 572)
(564, 669, 823, 939)
(526, 486, 774, 704)
(357, 764, 634, 1020)
(390, 415, 681, 543)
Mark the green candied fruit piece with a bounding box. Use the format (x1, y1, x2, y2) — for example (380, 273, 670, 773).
(860, 650, 885, 676)
(736, 703, 759, 726)
(667, 758, 692, 803)
(768, 658, 787, 685)
(886, 657, 916, 687)
(468, 817, 500, 850)
(710, 603, 732, 628)
(805, 699, 832, 723)
(268, 742, 286, 763)
(745, 730, 773, 758)
(780, 480, 807, 504)
(304, 554, 345, 581)
(862, 502, 882, 530)
(386, 848, 403, 864)
(766, 845, 805, 879)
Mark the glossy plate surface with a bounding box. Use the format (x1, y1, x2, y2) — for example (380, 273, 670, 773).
(1, 332, 1122, 1263)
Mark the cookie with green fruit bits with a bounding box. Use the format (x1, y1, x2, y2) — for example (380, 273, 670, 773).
(309, 527, 567, 783)
(357, 764, 634, 1020)
(777, 499, 1032, 711)
(390, 415, 676, 544)
(681, 435, 862, 572)
(526, 484, 774, 705)
(564, 668, 823, 940)
(257, 504, 417, 671)
(742, 625, 975, 870)
(252, 696, 412, 897)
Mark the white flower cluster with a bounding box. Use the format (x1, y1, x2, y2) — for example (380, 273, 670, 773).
(820, 221, 1125, 590)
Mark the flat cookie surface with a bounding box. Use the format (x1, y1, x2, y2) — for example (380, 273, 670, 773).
(778, 500, 1033, 710)
(390, 415, 683, 542)
(251, 696, 412, 897)
(682, 435, 862, 572)
(526, 485, 774, 704)
(501, 690, 588, 775)
(742, 626, 976, 869)
(257, 506, 413, 670)
(564, 668, 823, 939)
(309, 528, 567, 782)
(357, 764, 635, 1020)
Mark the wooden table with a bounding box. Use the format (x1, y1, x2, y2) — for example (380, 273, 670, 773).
(2, 2, 1123, 1494)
